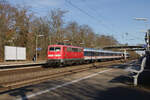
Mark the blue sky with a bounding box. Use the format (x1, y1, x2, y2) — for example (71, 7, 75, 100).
(8, 0, 150, 45)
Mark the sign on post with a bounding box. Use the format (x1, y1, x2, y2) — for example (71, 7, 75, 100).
(36, 48, 42, 51)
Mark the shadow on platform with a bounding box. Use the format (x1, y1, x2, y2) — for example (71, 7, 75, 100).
(95, 86, 150, 100)
(9, 87, 33, 100)
(109, 75, 133, 85)
(0, 86, 33, 100)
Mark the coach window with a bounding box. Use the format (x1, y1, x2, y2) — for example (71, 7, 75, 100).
(97, 52, 99, 56)
(99, 52, 102, 56)
(109, 53, 112, 56)
(88, 52, 91, 56)
(103, 52, 105, 56)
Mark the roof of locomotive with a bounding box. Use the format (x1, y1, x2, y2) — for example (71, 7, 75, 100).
(84, 48, 123, 54)
(48, 44, 83, 49)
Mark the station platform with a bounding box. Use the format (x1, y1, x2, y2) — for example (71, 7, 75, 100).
(0, 60, 46, 68)
(0, 62, 150, 100)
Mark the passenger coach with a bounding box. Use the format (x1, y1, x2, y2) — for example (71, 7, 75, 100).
(84, 48, 124, 62)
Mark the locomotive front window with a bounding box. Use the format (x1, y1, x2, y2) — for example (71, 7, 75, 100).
(55, 47, 61, 51)
(49, 47, 61, 51)
(49, 47, 55, 51)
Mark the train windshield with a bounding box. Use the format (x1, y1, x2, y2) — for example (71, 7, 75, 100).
(55, 47, 61, 51)
(49, 47, 61, 52)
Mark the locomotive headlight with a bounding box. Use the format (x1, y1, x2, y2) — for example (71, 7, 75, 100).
(55, 54, 61, 57)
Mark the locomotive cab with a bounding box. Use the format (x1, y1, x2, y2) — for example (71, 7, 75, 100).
(48, 46, 62, 58)
(47, 45, 63, 64)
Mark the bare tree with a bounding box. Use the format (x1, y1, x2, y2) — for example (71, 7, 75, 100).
(46, 9, 66, 44)
(0, 1, 120, 61)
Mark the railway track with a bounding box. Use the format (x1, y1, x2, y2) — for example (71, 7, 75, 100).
(0, 60, 125, 93)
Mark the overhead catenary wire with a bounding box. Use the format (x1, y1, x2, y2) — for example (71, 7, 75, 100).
(65, 0, 145, 45)
(80, 0, 118, 35)
(65, 0, 131, 45)
(65, 0, 102, 23)
(65, 0, 119, 35)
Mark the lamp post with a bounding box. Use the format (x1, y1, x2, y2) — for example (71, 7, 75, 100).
(135, 17, 149, 50)
(35, 35, 44, 61)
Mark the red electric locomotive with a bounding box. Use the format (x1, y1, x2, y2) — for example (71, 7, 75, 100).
(47, 44, 84, 66)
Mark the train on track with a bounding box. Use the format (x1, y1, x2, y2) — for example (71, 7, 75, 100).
(47, 44, 129, 66)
